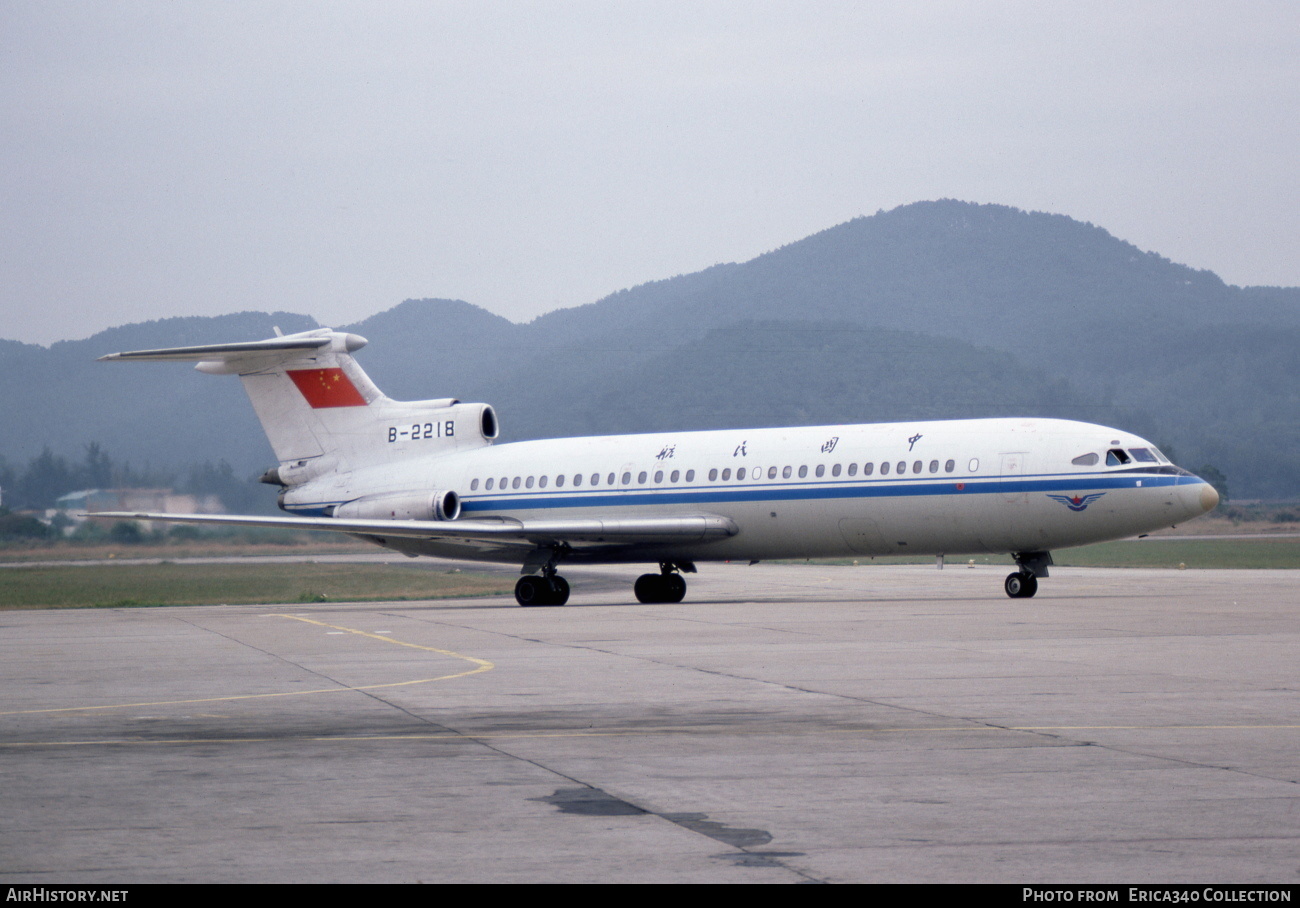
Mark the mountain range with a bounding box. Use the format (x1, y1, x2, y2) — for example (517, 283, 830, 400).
(4, 200, 1296, 502)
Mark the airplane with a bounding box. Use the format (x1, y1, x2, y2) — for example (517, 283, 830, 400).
(94, 327, 1220, 606)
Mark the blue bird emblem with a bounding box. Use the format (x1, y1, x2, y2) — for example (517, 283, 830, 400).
(1048, 493, 1106, 512)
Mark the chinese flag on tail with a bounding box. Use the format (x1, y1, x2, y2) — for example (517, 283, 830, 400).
(287, 368, 368, 408)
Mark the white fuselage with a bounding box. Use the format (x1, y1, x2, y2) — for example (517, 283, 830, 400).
(97, 327, 1220, 603)
(282, 417, 1216, 565)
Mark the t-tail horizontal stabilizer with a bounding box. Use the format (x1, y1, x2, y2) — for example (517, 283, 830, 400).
(99, 327, 499, 477)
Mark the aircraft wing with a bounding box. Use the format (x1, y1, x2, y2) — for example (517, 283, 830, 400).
(87, 511, 739, 549)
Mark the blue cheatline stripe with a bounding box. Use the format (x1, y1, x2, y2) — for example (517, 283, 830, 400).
(283, 472, 1205, 516)
(453, 471, 1203, 515)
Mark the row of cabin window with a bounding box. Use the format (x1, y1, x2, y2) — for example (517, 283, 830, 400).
(472, 471, 693, 491)
(468, 458, 968, 492)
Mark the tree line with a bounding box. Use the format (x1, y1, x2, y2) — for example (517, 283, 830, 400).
(0, 442, 272, 515)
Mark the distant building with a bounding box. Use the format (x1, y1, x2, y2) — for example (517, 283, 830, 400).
(53, 489, 224, 533)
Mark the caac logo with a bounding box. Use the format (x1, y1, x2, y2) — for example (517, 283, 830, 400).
(1048, 493, 1106, 512)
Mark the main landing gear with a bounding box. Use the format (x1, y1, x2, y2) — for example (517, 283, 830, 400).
(513, 558, 696, 607)
(515, 570, 569, 606)
(1004, 551, 1052, 599)
(633, 562, 692, 604)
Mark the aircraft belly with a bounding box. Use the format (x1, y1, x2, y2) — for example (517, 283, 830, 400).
(992, 482, 1210, 552)
(839, 495, 996, 557)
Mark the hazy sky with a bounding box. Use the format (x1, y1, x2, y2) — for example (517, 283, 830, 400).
(2, 1, 1297, 346)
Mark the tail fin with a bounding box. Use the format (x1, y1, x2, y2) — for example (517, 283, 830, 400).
(100, 328, 497, 475)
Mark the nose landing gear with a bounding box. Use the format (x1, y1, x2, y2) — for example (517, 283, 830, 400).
(1004, 551, 1052, 598)
(1004, 571, 1038, 598)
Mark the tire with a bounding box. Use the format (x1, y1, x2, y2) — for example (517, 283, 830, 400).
(516, 576, 547, 606)
(1004, 572, 1038, 598)
(663, 573, 687, 603)
(635, 573, 685, 604)
(634, 574, 663, 603)
(1004, 572, 1023, 598)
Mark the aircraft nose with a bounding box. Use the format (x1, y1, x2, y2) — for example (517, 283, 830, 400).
(1198, 481, 1220, 513)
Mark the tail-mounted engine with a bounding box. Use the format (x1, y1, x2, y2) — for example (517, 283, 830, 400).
(262, 402, 498, 488)
(377, 401, 498, 451)
(333, 490, 461, 522)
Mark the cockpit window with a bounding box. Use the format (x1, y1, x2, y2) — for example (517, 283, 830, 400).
(1106, 449, 1131, 466)
(1071, 453, 1099, 466)
(1128, 447, 1159, 463)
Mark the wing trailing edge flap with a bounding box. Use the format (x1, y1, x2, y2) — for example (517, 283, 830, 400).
(87, 511, 739, 547)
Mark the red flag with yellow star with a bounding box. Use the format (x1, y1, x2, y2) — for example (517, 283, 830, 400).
(286, 368, 368, 408)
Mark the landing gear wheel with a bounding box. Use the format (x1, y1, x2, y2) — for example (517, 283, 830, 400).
(663, 573, 686, 603)
(1004, 571, 1038, 599)
(634, 572, 688, 604)
(516, 574, 570, 607)
(634, 574, 662, 603)
(516, 575, 547, 606)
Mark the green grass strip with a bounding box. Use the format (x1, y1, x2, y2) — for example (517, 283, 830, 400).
(796, 536, 1300, 570)
(1052, 537, 1300, 570)
(0, 562, 513, 610)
